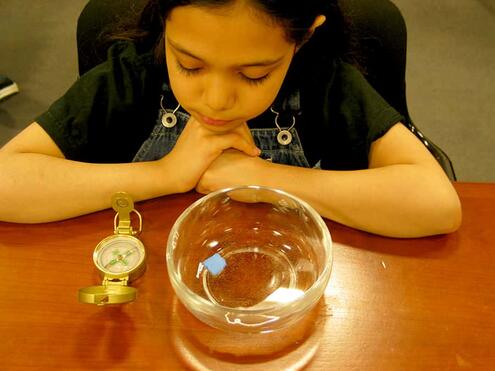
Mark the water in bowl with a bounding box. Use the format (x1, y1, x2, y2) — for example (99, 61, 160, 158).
(175, 200, 323, 310)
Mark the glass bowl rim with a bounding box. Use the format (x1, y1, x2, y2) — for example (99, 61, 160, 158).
(166, 185, 333, 315)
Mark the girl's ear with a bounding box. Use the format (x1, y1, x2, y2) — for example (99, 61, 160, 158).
(311, 15, 327, 31)
(295, 15, 326, 53)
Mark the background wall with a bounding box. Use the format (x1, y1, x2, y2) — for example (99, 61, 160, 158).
(1, 0, 494, 181)
(394, 0, 494, 181)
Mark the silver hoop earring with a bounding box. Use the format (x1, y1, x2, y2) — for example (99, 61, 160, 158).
(270, 107, 295, 145)
(160, 95, 180, 128)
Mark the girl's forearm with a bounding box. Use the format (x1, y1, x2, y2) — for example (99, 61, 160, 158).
(0, 153, 178, 223)
(252, 162, 461, 238)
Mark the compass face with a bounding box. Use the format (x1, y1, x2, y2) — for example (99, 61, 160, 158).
(94, 235, 145, 275)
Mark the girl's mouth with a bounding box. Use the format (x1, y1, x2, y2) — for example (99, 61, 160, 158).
(201, 115, 234, 126)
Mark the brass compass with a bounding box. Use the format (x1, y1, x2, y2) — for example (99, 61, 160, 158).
(79, 192, 146, 306)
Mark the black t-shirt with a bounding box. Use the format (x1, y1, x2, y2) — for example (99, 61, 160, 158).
(37, 42, 164, 163)
(36, 41, 403, 169)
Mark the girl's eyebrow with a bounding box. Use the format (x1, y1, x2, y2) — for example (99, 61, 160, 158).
(167, 38, 285, 67)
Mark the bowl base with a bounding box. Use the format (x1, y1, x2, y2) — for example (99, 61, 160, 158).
(202, 245, 310, 309)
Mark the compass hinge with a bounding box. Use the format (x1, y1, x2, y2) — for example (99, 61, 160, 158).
(103, 277, 129, 287)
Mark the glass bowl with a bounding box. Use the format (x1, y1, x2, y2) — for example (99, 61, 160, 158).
(166, 185, 332, 333)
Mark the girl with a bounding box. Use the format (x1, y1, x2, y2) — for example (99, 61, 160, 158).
(0, 0, 461, 237)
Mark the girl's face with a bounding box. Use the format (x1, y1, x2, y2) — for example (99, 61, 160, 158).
(165, 2, 296, 132)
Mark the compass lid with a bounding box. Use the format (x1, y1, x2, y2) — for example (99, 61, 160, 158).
(78, 285, 137, 305)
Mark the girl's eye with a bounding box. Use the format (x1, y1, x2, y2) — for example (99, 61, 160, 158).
(177, 61, 269, 86)
(176, 62, 201, 75)
(241, 74, 270, 86)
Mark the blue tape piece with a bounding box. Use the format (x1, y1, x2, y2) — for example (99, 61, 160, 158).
(203, 253, 227, 276)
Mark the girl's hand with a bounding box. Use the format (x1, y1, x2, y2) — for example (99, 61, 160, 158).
(163, 117, 259, 193)
(196, 148, 268, 194)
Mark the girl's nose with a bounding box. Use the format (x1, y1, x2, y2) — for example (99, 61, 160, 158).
(203, 75, 235, 112)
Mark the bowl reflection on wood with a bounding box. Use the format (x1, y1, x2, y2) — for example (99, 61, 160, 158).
(171, 296, 327, 369)
(166, 186, 333, 333)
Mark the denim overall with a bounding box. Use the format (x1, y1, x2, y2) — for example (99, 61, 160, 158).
(133, 84, 316, 168)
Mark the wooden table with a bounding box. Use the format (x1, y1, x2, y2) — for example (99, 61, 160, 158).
(0, 183, 494, 370)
